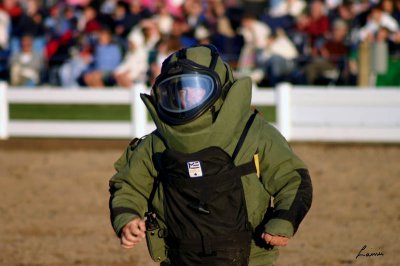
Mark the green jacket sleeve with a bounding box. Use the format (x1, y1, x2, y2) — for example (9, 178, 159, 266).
(259, 122, 313, 237)
(108, 135, 158, 236)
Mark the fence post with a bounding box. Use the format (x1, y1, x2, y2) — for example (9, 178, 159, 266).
(0, 82, 9, 140)
(276, 83, 292, 140)
(131, 83, 148, 138)
(358, 41, 370, 87)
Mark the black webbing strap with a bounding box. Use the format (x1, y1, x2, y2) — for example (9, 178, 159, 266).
(235, 160, 257, 176)
(147, 177, 160, 213)
(154, 129, 169, 149)
(202, 44, 219, 70)
(231, 110, 258, 161)
(177, 47, 187, 60)
(147, 130, 166, 213)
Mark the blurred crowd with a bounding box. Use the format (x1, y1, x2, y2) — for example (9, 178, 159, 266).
(1, 0, 400, 89)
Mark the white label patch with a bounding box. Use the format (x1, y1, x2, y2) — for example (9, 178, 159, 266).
(187, 161, 203, 178)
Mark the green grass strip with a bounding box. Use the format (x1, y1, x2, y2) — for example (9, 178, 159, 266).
(9, 104, 276, 123)
(10, 104, 131, 121)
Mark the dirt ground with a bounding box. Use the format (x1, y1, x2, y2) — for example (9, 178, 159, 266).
(0, 139, 399, 266)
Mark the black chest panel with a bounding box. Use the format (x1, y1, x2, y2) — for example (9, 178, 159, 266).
(156, 111, 258, 265)
(161, 146, 252, 237)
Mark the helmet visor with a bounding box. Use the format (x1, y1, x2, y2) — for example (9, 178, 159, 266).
(156, 74, 215, 113)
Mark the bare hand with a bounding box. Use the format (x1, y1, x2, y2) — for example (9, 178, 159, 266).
(261, 233, 289, 246)
(120, 218, 146, 249)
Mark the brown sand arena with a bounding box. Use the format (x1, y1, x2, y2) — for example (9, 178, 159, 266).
(0, 139, 399, 266)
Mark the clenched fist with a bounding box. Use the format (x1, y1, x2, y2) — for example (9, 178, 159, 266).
(261, 233, 289, 246)
(120, 218, 146, 249)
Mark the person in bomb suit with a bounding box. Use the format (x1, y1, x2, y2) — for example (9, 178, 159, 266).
(109, 45, 312, 265)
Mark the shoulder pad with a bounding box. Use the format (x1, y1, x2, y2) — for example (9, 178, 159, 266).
(128, 135, 148, 151)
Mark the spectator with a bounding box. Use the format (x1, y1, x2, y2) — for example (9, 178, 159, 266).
(328, 2, 354, 23)
(12, 0, 46, 55)
(303, 19, 350, 85)
(44, 4, 76, 39)
(295, 0, 330, 56)
(179, 0, 207, 47)
(148, 35, 182, 86)
(358, 4, 399, 41)
(204, 0, 224, 32)
(10, 34, 43, 86)
(82, 27, 122, 87)
(182, 0, 206, 30)
(112, 0, 132, 39)
(44, 5, 78, 85)
(152, 1, 174, 36)
(374, 26, 400, 86)
(205, 1, 245, 66)
(170, 16, 193, 47)
(257, 28, 299, 87)
(59, 46, 92, 87)
(0, 0, 23, 27)
(0, 8, 10, 50)
(166, 0, 202, 47)
(381, 0, 396, 18)
(240, 14, 271, 53)
(195, 25, 212, 45)
(113, 27, 148, 88)
(0, 9, 10, 80)
(77, 4, 102, 35)
(262, 0, 306, 32)
(100, 0, 118, 15)
(140, 19, 161, 52)
(237, 14, 271, 74)
(124, 0, 153, 30)
(1, 0, 23, 44)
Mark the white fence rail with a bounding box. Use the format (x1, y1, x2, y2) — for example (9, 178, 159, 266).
(1, 82, 400, 143)
(288, 87, 400, 142)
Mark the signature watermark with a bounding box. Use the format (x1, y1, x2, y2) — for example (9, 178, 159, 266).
(356, 245, 384, 259)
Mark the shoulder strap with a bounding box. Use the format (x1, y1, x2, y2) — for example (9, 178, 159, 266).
(147, 176, 160, 212)
(231, 110, 258, 161)
(153, 129, 169, 149)
(147, 130, 166, 212)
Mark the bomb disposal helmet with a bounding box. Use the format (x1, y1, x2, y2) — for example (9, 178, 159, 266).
(152, 45, 233, 125)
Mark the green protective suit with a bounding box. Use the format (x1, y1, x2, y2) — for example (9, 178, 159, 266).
(109, 75, 312, 265)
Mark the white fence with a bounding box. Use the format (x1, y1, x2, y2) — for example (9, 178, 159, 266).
(0, 83, 154, 139)
(1, 82, 400, 143)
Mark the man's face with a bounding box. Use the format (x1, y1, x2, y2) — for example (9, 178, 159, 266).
(178, 87, 206, 109)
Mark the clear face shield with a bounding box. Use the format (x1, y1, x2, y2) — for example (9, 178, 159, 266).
(155, 74, 215, 114)
(152, 45, 226, 125)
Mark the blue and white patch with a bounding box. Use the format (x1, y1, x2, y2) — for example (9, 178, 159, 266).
(187, 161, 203, 178)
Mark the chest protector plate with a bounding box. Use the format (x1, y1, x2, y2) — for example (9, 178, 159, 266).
(159, 112, 258, 265)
